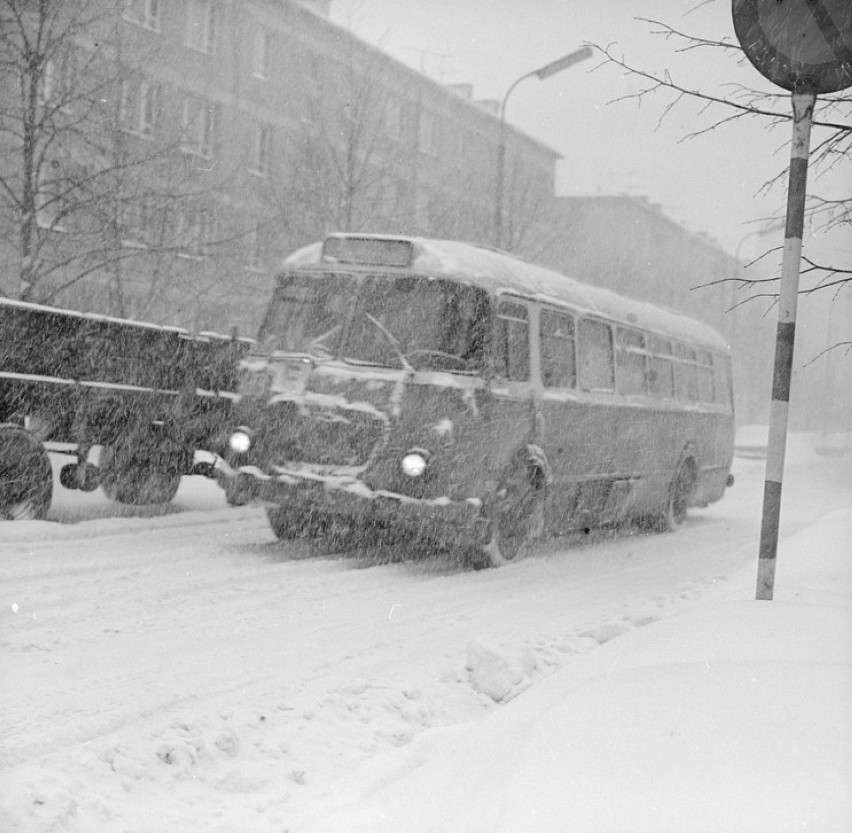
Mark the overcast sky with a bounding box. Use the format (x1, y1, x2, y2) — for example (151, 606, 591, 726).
(330, 0, 849, 264)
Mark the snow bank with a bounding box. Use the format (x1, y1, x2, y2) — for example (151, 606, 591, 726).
(305, 507, 852, 833)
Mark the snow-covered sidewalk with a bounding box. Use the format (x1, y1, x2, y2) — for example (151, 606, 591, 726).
(305, 507, 852, 833)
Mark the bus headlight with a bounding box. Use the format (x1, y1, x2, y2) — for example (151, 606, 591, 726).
(401, 449, 429, 478)
(229, 429, 252, 454)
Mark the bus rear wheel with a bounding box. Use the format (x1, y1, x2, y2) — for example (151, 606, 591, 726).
(479, 466, 545, 567)
(0, 424, 53, 521)
(656, 459, 696, 532)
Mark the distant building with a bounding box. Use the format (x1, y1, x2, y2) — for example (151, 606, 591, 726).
(540, 195, 737, 334)
(539, 195, 774, 425)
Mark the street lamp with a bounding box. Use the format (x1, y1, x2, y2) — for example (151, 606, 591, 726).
(493, 45, 592, 250)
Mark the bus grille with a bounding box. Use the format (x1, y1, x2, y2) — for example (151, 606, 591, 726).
(260, 401, 385, 468)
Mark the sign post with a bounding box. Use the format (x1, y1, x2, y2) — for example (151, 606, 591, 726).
(731, 0, 852, 600)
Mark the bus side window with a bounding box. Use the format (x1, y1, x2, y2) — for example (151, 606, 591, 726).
(713, 354, 732, 406)
(615, 328, 647, 395)
(697, 350, 715, 403)
(494, 301, 529, 381)
(674, 343, 699, 402)
(647, 336, 674, 398)
(578, 318, 614, 392)
(540, 308, 575, 388)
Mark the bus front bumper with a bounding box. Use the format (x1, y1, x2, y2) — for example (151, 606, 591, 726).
(218, 462, 489, 548)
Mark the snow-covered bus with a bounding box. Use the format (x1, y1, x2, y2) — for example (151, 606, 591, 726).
(219, 234, 735, 566)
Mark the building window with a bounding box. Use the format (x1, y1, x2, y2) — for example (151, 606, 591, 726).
(120, 77, 161, 136)
(250, 123, 272, 176)
(251, 28, 271, 79)
(124, 0, 161, 32)
(176, 205, 212, 258)
(119, 201, 153, 247)
(186, 0, 217, 54)
(247, 227, 265, 272)
(181, 95, 218, 157)
(40, 48, 80, 111)
(36, 162, 70, 232)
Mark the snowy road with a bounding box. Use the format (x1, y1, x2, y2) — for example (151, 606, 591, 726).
(2, 435, 851, 832)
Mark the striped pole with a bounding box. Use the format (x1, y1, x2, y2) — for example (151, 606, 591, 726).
(756, 89, 817, 601)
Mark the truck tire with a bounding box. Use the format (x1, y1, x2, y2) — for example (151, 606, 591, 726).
(100, 443, 182, 505)
(0, 424, 53, 520)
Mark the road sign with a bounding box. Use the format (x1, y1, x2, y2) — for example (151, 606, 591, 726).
(732, 0, 852, 93)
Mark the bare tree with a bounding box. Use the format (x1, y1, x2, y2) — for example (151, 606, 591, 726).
(0, 0, 252, 328)
(591, 14, 852, 302)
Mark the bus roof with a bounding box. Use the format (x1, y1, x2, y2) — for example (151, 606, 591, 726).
(283, 234, 730, 353)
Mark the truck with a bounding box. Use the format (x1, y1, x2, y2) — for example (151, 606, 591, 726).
(0, 298, 249, 520)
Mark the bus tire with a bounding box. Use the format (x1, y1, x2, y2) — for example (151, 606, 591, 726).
(266, 506, 306, 540)
(267, 505, 334, 541)
(0, 424, 53, 521)
(480, 466, 545, 567)
(100, 444, 182, 505)
(656, 458, 696, 532)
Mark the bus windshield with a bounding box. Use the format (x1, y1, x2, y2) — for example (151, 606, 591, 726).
(344, 276, 489, 373)
(258, 274, 353, 357)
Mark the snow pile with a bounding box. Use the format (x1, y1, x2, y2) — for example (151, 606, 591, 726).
(465, 636, 537, 702)
(305, 508, 852, 833)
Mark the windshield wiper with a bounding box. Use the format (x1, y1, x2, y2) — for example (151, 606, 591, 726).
(362, 313, 414, 375)
(306, 325, 340, 357)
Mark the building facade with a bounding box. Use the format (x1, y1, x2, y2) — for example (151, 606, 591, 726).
(0, 0, 559, 335)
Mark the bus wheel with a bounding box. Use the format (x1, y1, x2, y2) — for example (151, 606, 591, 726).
(480, 467, 545, 567)
(267, 507, 303, 539)
(0, 424, 53, 521)
(657, 459, 696, 532)
(266, 506, 331, 541)
(100, 444, 182, 505)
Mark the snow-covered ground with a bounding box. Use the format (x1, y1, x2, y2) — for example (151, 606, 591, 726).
(1, 433, 850, 832)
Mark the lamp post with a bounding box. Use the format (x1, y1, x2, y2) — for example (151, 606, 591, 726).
(493, 45, 592, 250)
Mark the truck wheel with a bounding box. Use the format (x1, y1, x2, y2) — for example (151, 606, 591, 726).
(100, 444, 182, 505)
(0, 424, 53, 520)
(478, 465, 545, 567)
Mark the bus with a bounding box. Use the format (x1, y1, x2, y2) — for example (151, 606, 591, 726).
(218, 233, 735, 566)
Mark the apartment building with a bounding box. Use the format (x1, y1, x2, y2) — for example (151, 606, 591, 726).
(0, 0, 560, 335)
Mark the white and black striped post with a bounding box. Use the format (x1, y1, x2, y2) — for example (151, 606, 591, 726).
(755, 89, 817, 601)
